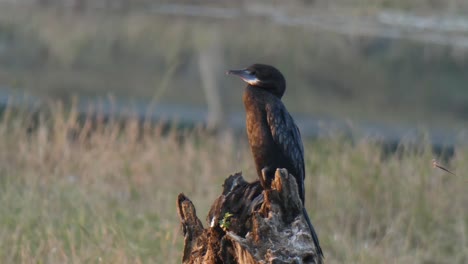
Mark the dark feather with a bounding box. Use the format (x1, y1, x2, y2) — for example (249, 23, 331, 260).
(231, 63, 323, 258)
(266, 102, 305, 202)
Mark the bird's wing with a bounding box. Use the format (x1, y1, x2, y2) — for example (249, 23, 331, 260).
(266, 102, 305, 198)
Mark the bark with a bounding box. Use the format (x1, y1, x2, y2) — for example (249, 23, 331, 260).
(176, 169, 323, 264)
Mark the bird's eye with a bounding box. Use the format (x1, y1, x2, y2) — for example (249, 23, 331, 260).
(250, 70, 256, 75)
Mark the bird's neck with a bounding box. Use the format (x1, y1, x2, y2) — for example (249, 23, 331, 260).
(243, 85, 276, 110)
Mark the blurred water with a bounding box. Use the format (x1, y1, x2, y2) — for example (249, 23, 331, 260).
(0, 2, 467, 150)
(0, 87, 463, 154)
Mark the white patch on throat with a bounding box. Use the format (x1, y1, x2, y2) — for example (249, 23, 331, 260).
(242, 77, 260, 85)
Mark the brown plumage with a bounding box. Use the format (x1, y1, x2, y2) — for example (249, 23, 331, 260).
(228, 63, 323, 257)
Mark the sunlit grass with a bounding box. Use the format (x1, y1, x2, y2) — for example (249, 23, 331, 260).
(0, 104, 248, 263)
(0, 105, 466, 263)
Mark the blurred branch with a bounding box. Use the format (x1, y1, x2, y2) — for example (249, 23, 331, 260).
(196, 27, 225, 130)
(149, 33, 186, 106)
(150, 60, 181, 105)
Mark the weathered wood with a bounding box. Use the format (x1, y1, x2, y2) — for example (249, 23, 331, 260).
(177, 169, 323, 264)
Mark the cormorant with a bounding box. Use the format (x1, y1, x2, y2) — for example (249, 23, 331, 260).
(227, 63, 323, 257)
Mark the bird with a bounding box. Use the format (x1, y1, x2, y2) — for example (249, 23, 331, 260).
(227, 63, 323, 257)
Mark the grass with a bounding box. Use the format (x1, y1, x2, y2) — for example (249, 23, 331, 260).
(0, 104, 466, 263)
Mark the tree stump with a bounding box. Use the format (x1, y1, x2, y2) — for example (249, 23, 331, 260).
(176, 169, 323, 264)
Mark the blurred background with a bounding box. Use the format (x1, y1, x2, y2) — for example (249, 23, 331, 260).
(1, 0, 468, 142)
(1, 1, 468, 263)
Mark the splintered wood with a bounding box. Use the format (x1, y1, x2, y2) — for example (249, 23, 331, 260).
(176, 169, 322, 264)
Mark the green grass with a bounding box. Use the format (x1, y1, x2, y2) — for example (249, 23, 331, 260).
(0, 105, 466, 263)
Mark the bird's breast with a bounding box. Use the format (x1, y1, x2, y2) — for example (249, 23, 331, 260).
(245, 109, 269, 147)
(244, 103, 279, 164)
(243, 87, 282, 162)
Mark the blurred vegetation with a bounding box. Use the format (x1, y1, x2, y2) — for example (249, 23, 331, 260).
(0, 2, 467, 129)
(0, 2, 466, 263)
(0, 104, 466, 263)
(1, 3, 468, 129)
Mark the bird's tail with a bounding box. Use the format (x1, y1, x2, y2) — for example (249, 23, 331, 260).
(303, 207, 324, 258)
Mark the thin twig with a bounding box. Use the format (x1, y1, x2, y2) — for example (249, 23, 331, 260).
(432, 159, 456, 176)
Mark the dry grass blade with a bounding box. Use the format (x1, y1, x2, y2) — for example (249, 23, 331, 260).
(432, 159, 456, 176)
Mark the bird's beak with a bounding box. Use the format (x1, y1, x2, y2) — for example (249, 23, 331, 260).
(226, 69, 260, 85)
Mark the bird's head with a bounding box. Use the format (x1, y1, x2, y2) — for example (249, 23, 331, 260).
(227, 64, 286, 98)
